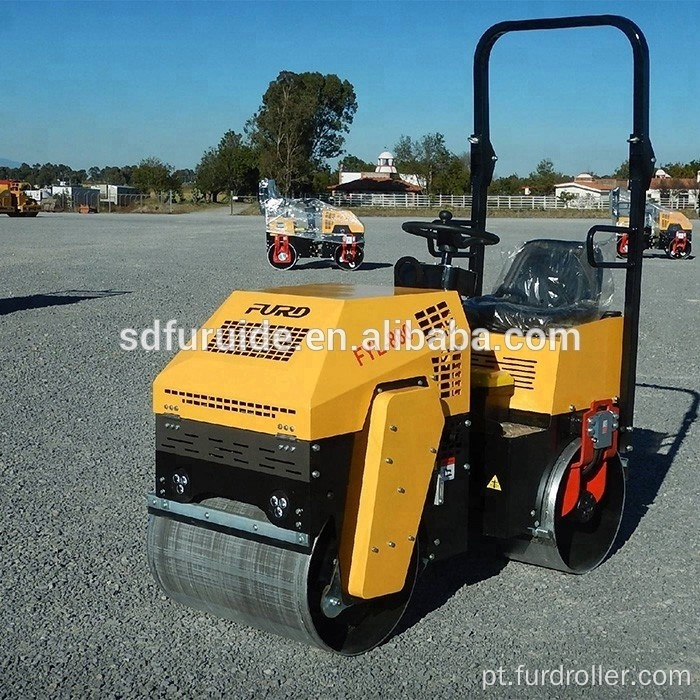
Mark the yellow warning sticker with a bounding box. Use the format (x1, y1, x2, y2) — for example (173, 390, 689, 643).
(486, 475, 502, 491)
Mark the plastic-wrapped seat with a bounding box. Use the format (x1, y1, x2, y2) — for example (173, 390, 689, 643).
(463, 239, 610, 332)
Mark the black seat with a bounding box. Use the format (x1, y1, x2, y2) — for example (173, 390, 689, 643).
(463, 239, 606, 332)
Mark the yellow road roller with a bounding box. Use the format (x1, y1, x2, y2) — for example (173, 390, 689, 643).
(147, 15, 655, 655)
(0, 180, 40, 217)
(611, 186, 693, 259)
(260, 178, 365, 271)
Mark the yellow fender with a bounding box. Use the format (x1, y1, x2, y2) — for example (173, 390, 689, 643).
(340, 383, 444, 599)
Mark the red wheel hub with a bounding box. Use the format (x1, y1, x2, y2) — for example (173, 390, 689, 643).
(561, 399, 620, 518)
(339, 235, 357, 263)
(272, 234, 291, 263)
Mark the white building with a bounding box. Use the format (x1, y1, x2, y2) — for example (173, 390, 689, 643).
(92, 184, 138, 204)
(375, 150, 397, 174)
(554, 173, 626, 204)
(555, 170, 700, 207)
(339, 151, 426, 190)
(51, 185, 100, 207)
(24, 188, 52, 202)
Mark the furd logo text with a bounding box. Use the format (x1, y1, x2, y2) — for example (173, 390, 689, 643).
(244, 302, 312, 318)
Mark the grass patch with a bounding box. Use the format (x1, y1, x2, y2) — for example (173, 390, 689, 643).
(116, 199, 229, 215)
(236, 203, 263, 215)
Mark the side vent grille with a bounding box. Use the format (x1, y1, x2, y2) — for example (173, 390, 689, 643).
(431, 352, 462, 398)
(415, 301, 451, 332)
(164, 388, 295, 418)
(415, 302, 461, 399)
(471, 353, 538, 390)
(206, 320, 309, 362)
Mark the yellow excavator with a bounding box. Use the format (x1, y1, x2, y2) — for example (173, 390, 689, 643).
(147, 15, 655, 655)
(0, 180, 40, 217)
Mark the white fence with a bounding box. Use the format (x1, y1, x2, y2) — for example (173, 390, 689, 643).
(325, 192, 696, 211)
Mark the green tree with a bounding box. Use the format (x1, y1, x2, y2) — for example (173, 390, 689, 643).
(132, 157, 181, 195)
(173, 168, 196, 185)
(612, 159, 630, 179)
(1, 162, 136, 186)
(394, 133, 455, 194)
(491, 174, 524, 195)
(661, 160, 700, 179)
(40, 163, 85, 186)
(527, 158, 565, 195)
(71, 168, 87, 184)
(195, 131, 259, 203)
(247, 71, 357, 194)
(312, 166, 333, 193)
(195, 147, 221, 202)
(432, 152, 470, 195)
(216, 130, 259, 195)
(339, 154, 375, 172)
(394, 135, 418, 170)
(101, 165, 135, 185)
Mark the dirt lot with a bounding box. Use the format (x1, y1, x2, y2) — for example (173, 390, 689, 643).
(1, 211, 697, 698)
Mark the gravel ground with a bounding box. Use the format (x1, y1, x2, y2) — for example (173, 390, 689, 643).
(1, 211, 698, 699)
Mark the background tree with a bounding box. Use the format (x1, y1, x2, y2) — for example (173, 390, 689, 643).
(527, 158, 565, 195)
(491, 174, 524, 195)
(216, 130, 259, 196)
(611, 159, 630, 179)
(85, 165, 135, 185)
(432, 152, 470, 195)
(247, 71, 357, 194)
(312, 165, 333, 192)
(339, 154, 375, 172)
(661, 160, 700, 178)
(325, 155, 377, 189)
(132, 157, 181, 196)
(194, 148, 221, 202)
(394, 133, 456, 195)
(3, 162, 87, 187)
(195, 131, 259, 202)
(173, 168, 196, 185)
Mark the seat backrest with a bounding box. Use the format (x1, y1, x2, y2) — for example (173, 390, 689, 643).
(494, 239, 604, 309)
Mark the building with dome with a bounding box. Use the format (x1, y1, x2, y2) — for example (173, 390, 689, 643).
(375, 151, 398, 174)
(330, 150, 425, 197)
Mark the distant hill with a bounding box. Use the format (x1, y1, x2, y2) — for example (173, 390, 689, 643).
(0, 157, 21, 168)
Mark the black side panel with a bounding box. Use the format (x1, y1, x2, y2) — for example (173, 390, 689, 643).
(476, 425, 553, 540)
(155, 416, 354, 542)
(421, 415, 471, 561)
(469, 415, 578, 541)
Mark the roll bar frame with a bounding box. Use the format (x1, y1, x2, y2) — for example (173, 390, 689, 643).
(467, 15, 655, 447)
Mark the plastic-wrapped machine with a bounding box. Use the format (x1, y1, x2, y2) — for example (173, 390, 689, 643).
(258, 179, 365, 270)
(464, 239, 614, 332)
(259, 179, 364, 239)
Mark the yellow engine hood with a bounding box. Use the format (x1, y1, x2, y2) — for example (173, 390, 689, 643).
(154, 284, 469, 440)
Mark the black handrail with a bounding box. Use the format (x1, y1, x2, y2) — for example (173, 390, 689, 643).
(469, 15, 655, 448)
(586, 225, 632, 269)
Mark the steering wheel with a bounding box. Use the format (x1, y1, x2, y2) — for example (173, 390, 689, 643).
(402, 210, 500, 251)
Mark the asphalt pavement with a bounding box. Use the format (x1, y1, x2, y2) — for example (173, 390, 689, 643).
(1, 211, 697, 698)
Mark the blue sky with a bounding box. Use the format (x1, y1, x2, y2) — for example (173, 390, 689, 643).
(1, 0, 698, 178)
